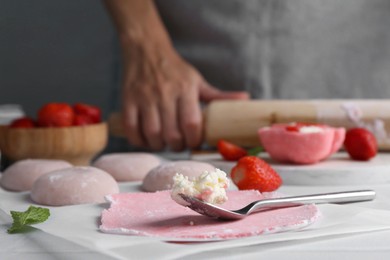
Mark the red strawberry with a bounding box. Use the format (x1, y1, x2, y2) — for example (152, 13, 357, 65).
(217, 139, 248, 161)
(73, 114, 95, 126)
(344, 128, 377, 161)
(9, 117, 36, 128)
(38, 103, 75, 127)
(285, 125, 300, 132)
(231, 156, 282, 192)
(285, 122, 323, 132)
(73, 103, 101, 124)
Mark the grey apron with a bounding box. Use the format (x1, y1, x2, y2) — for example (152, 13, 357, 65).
(155, 0, 390, 99)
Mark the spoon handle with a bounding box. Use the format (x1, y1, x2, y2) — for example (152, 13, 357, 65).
(248, 190, 376, 214)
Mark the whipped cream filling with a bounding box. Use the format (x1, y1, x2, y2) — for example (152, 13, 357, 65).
(171, 168, 229, 206)
(298, 126, 324, 133)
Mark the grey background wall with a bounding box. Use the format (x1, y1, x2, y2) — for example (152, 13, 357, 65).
(0, 0, 120, 119)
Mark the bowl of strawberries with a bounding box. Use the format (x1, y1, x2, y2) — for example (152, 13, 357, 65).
(0, 102, 107, 166)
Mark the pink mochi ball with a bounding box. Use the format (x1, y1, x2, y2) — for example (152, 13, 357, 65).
(258, 123, 345, 164)
(31, 166, 119, 206)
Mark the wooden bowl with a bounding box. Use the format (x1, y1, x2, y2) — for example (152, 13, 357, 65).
(0, 122, 108, 166)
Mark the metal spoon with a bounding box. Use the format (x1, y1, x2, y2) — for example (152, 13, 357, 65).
(179, 190, 376, 220)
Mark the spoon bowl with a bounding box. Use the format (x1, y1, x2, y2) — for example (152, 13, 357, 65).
(179, 190, 376, 220)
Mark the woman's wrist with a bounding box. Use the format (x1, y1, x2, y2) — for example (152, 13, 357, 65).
(104, 0, 173, 53)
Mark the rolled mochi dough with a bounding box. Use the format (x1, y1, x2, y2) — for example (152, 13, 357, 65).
(30, 166, 119, 206)
(93, 153, 161, 181)
(0, 159, 72, 191)
(142, 160, 216, 192)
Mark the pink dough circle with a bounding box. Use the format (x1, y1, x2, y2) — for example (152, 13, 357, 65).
(100, 190, 320, 240)
(142, 160, 216, 192)
(258, 124, 345, 164)
(0, 159, 72, 191)
(93, 153, 162, 182)
(30, 166, 119, 206)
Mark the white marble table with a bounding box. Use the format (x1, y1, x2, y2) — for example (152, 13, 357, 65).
(1, 153, 390, 260)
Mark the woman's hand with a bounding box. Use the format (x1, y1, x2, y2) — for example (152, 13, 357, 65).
(120, 39, 248, 151)
(104, 0, 249, 151)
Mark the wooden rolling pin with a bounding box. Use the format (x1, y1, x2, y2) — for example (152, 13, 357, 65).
(108, 99, 390, 150)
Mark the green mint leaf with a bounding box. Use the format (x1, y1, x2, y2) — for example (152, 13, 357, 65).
(248, 146, 263, 156)
(7, 206, 50, 234)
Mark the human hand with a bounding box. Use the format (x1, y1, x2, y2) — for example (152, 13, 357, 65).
(103, 0, 248, 151)
(120, 41, 249, 151)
